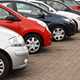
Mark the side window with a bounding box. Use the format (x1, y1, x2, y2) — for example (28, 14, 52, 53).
(32, 2, 40, 6)
(39, 4, 49, 11)
(16, 3, 42, 16)
(32, 2, 49, 11)
(3, 3, 17, 11)
(48, 2, 67, 11)
(2, 3, 13, 7)
(76, 1, 80, 5)
(0, 8, 9, 19)
(64, 1, 78, 6)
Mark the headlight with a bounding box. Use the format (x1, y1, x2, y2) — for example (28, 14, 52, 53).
(27, 17, 51, 33)
(9, 35, 25, 46)
(64, 18, 70, 22)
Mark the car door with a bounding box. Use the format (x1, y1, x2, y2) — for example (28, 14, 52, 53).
(5, 2, 51, 24)
(15, 2, 51, 24)
(16, 3, 43, 18)
(0, 7, 21, 33)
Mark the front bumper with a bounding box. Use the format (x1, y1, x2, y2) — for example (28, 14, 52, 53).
(5, 45, 29, 70)
(64, 22, 76, 36)
(74, 19, 80, 31)
(43, 29, 52, 47)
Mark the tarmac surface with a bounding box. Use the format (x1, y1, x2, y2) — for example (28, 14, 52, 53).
(4, 33, 80, 80)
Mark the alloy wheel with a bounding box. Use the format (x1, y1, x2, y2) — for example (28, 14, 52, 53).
(53, 28, 65, 41)
(26, 37, 40, 53)
(0, 59, 5, 76)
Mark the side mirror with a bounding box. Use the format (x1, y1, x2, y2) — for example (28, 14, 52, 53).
(6, 15, 20, 21)
(38, 13, 45, 18)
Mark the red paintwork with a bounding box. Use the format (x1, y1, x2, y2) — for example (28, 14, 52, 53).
(0, 4, 52, 47)
(70, 5, 80, 11)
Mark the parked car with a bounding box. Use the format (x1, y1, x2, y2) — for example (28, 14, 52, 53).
(1, 0, 76, 41)
(64, 0, 80, 12)
(28, 0, 80, 32)
(0, 4, 52, 54)
(0, 27, 29, 78)
(46, 1, 80, 15)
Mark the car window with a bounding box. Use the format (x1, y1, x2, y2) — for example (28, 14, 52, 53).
(39, 3, 49, 11)
(75, 1, 80, 5)
(2, 3, 17, 11)
(32, 2, 49, 11)
(0, 8, 9, 19)
(64, 1, 79, 6)
(16, 3, 42, 16)
(48, 1, 67, 11)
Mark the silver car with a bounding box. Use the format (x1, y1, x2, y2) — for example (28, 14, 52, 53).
(0, 27, 29, 78)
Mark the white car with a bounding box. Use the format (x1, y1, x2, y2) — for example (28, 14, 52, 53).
(0, 27, 29, 78)
(29, 0, 80, 31)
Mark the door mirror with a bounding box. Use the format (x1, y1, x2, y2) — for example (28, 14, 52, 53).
(38, 13, 45, 18)
(6, 15, 20, 21)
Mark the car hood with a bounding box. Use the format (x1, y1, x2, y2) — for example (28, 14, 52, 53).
(0, 27, 19, 39)
(56, 11, 80, 18)
(44, 13, 71, 24)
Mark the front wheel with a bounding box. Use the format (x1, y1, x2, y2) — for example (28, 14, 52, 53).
(0, 52, 10, 79)
(53, 27, 66, 41)
(25, 34, 42, 54)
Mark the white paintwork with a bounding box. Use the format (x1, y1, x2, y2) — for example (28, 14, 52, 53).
(56, 11, 80, 31)
(0, 27, 29, 70)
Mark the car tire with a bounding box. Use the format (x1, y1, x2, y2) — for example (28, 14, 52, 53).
(52, 26, 66, 41)
(25, 34, 42, 54)
(0, 52, 10, 79)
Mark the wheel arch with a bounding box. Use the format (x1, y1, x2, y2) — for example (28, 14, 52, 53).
(0, 48, 12, 70)
(48, 23, 66, 32)
(23, 32, 44, 46)
(72, 19, 78, 32)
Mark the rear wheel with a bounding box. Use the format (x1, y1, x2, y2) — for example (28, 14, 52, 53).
(53, 27, 66, 41)
(0, 52, 10, 79)
(25, 34, 42, 54)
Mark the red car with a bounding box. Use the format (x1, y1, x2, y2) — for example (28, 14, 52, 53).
(63, 1, 80, 14)
(0, 4, 52, 54)
(70, 5, 80, 11)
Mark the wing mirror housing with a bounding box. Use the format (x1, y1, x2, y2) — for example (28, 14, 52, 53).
(6, 15, 20, 21)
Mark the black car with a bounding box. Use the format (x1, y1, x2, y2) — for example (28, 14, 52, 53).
(0, 0, 76, 41)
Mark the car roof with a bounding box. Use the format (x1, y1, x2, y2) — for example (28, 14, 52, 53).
(27, 0, 44, 3)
